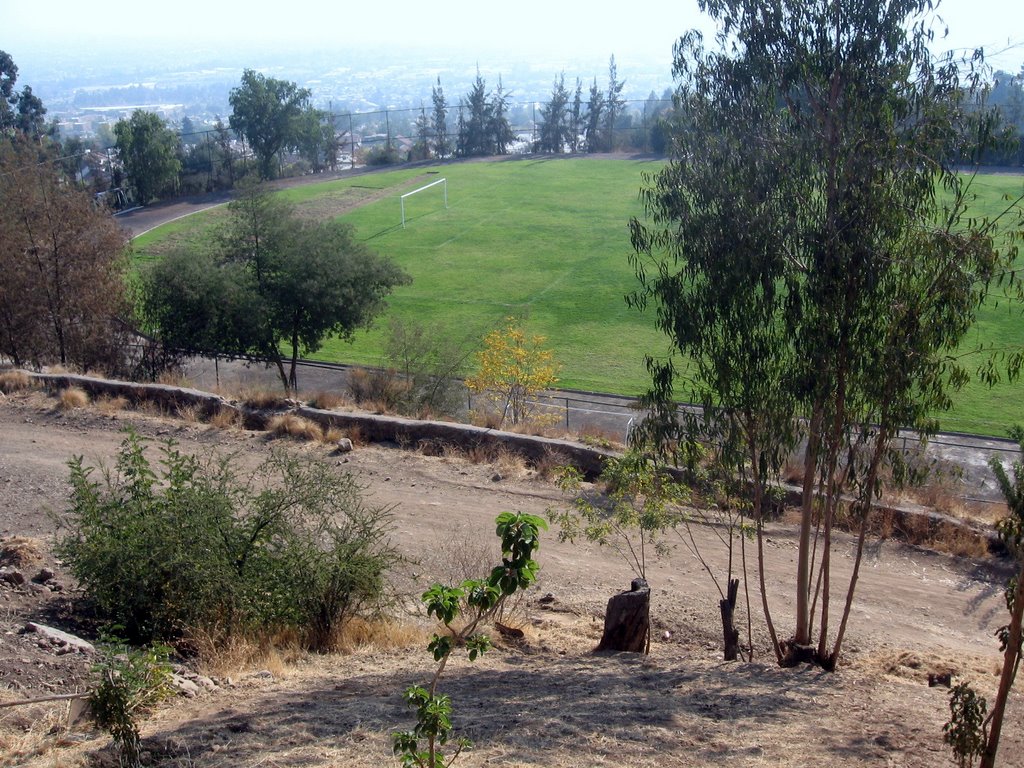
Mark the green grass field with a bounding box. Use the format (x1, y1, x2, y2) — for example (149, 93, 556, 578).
(133, 158, 1023, 437)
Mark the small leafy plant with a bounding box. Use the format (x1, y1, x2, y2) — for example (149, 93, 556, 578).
(944, 681, 988, 768)
(549, 450, 685, 581)
(89, 635, 173, 768)
(393, 512, 546, 768)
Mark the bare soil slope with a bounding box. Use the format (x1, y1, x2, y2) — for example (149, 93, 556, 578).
(0, 391, 1021, 767)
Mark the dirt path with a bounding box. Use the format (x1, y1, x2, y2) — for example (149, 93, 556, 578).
(0, 391, 1021, 767)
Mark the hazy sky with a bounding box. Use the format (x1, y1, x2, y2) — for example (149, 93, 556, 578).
(5, 0, 1022, 70)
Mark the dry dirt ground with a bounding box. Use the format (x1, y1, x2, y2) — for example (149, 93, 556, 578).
(0, 389, 1022, 767)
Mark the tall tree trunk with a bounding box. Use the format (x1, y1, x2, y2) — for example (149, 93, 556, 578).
(829, 433, 887, 669)
(748, 427, 783, 664)
(796, 407, 823, 647)
(980, 562, 1024, 768)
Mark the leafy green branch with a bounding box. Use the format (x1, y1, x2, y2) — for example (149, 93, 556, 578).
(393, 512, 546, 768)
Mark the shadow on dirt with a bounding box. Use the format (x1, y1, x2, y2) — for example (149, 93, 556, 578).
(139, 649, 837, 766)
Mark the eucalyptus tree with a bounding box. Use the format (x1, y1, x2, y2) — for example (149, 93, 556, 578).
(569, 78, 584, 152)
(489, 76, 514, 155)
(628, 0, 1018, 668)
(459, 72, 490, 157)
(114, 110, 182, 204)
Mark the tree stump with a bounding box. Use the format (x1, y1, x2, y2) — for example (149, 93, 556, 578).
(596, 578, 650, 653)
(720, 577, 740, 661)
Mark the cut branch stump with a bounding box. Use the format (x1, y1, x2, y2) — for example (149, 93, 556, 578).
(596, 578, 650, 654)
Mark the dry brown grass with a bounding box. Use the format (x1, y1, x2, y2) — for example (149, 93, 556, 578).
(156, 370, 190, 388)
(0, 370, 32, 394)
(57, 387, 89, 410)
(238, 388, 292, 410)
(0, 701, 85, 768)
(469, 409, 503, 429)
(531, 446, 571, 479)
(495, 446, 530, 480)
(577, 424, 625, 451)
(870, 507, 990, 559)
(342, 424, 367, 447)
(176, 404, 203, 423)
(328, 617, 427, 654)
(307, 390, 349, 410)
(0, 536, 44, 568)
(266, 413, 324, 442)
(94, 394, 129, 414)
(347, 367, 409, 413)
(323, 426, 345, 443)
(189, 618, 423, 678)
(208, 406, 241, 430)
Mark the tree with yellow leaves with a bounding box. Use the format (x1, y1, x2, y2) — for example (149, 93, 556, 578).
(465, 317, 558, 427)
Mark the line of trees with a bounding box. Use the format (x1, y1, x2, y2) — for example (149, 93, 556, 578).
(628, 0, 1022, 692)
(1, 50, 411, 393)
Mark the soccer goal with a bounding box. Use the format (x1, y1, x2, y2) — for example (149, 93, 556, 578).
(401, 177, 448, 228)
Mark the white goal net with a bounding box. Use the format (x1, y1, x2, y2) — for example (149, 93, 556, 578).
(401, 177, 448, 228)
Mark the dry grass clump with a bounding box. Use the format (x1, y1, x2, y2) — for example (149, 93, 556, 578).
(307, 390, 349, 410)
(577, 424, 625, 451)
(468, 409, 503, 429)
(341, 424, 367, 447)
(266, 413, 324, 442)
(0, 536, 44, 568)
(0, 370, 32, 394)
(57, 386, 89, 410)
(495, 446, 530, 480)
(239, 388, 292, 410)
(208, 406, 241, 429)
(532, 446, 571, 480)
(329, 617, 427, 653)
(347, 367, 409, 413)
(0, 702, 80, 768)
(189, 618, 423, 678)
(323, 425, 346, 443)
(867, 507, 990, 559)
(187, 627, 303, 678)
(155, 370, 190, 388)
(94, 394, 129, 414)
(176, 403, 203, 423)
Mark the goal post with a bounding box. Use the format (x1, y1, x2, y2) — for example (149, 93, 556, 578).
(401, 177, 447, 228)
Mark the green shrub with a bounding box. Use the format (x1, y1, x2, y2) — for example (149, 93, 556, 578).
(384, 318, 474, 419)
(58, 430, 398, 648)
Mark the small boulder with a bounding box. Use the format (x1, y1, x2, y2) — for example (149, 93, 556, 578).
(0, 567, 25, 586)
(32, 568, 56, 584)
(171, 674, 201, 698)
(23, 622, 96, 654)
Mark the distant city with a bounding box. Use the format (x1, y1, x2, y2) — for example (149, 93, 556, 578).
(10, 41, 679, 142)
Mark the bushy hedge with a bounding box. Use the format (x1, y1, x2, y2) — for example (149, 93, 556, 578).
(58, 431, 398, 650)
